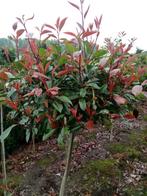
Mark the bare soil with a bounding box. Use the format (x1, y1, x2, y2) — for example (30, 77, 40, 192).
(1, 100, 147, 196)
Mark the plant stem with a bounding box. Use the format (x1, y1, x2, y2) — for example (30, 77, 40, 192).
(32, 133, 35, 152)
(109, 126, 114, 142)
(59, 132, 74, 196)
(0, 105, 7, 196)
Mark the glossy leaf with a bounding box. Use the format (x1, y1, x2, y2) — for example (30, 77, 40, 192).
(79, 99, 86, 111)
(0, 72, 8, 80)
(86, 120, 94, 129)
(132, 85, 143, 96)
(59, 17, 68, 31)
(57, 96, 72, 105)
(82, 31, 97, 39)
(16, 29, 25, 38)
(12, 22, 17, 31)
(84, 5, 90, 18)
(43, 129, 55, 141)
(113, 94, 127, 105)
(80, 88, 86, 97)
(0, 125, 16, 141)
(87, 83, 100, 89)
(53, 102, 63, 113)
(45, 24, 56, 30)
(64, 32, 77, 37)
(68, 1, 80, 10)
(26, 129, 30, 143)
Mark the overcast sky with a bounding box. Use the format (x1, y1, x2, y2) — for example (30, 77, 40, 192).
(0, 0, 147, 51)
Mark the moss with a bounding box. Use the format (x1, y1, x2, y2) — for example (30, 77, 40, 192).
(108, 143, 141, 160)
(143, 115, 147, 121)
(129, 130, 147, 146)
(37, 154, 57, 168)
(8, 174, 23, 189)
(87, 159, 117, 175)
(68, 159, 121, 193)
(123, 185, 147, 196)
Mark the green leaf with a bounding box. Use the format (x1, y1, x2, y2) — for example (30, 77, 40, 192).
(7, 87, 16, 98)
(19, 116, 29, 125)
(99, 109, 109, 114)
(39, 48, 46, 57)
(43, 129, 55, 141)
(56, 114, 65, 121)
(26, 129, 30, 143)
(33, 127, 38, 135)
(5, 72, 15, 79)
(87, 83, 100, 89)
(0, 124, 16, 141)
(79, 99, 86, 111)
(57, 126, 69, 145)
(80, 88, 86, 97)
(53, 102, 63, 113)
(100, 84, 108, 94)
(71, 125, 81, 132)
(0, 97, 5, 103)
(57, 96, 72, 105)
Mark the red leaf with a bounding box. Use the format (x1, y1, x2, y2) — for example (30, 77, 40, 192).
(12, 22, 17, 31)
(24, 107, 32, 115)
(108, 80, 115, 93)
(23, 90, 35, 97)
(98, 15, 103, 26)
(56, 17, 60, 29)
(30, 39, 38, 55)
(44, 99, 48, 108)
(50, 34, 57, 39)
(68, 1, 80, 10)
(113, 94, 127, 105)
(57, 69, 69, 77)
(82, 31, 97, 39)
(111, 114, 121, 119)
(36, 63, 44, 74)
(32, 71, 50, 80)
(51, 65, 58, 77)
(40, 30, 51, 35)
(34, 88, 42, 96)
(45, 62, 50, 73)
(24, 88, 42, 97)
(132, 85, 143, 96)
(77, 22, 84, 31)
(70, 108, 77, 118)
(86, 120, 94, 129)
(0, 72, 8, 80)
(45, 24, 56, 30)
(142, 80, 147, 86)
(59, 17, 68, 31)
(47, 87, 60, 96)
(94, 15, 102, 29)
(16, 17, 23, 24)
(25, 14, 34, 21)
(64, 31, 77, 37)
(124, 113, 135, 119)
(84, 5, 90, 18)
(16, 29, 25, 38)
(110, 69, 120, 77)
(5, 99, 18, 111)
(13, 82, 21, 91)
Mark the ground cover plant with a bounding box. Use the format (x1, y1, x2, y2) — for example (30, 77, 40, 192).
(0, 0, 147, 195)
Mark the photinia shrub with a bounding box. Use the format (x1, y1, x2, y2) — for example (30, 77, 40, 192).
(0, 0, 146, 195)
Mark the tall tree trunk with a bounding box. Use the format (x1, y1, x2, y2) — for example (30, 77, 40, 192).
(59, 132, 74, 196)
(0, 105, 7, 196)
